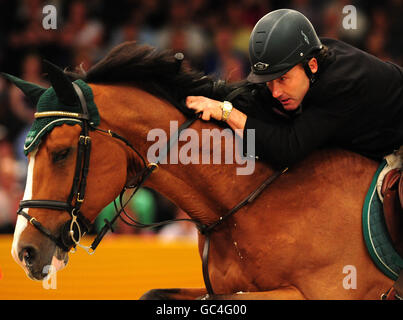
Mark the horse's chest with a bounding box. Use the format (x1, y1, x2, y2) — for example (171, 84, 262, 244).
(207, 231, 261, 292)
(206, 223, 290, 293)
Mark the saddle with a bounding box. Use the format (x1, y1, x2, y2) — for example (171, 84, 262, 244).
(380, 168, 403, 258)
(379, 164, 403, 300)
(365, 157, 403, 300)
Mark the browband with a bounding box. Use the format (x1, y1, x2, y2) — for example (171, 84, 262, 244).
(34, 111, 89, 120)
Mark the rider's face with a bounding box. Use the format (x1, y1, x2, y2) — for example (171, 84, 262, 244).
(266, 59, 317, 111)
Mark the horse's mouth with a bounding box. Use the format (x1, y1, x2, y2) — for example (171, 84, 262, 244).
(53, 246, 69, 271)
(25, 247, 69, 281)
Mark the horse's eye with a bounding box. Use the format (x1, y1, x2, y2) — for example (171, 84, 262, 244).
(52, 148, 71, 163)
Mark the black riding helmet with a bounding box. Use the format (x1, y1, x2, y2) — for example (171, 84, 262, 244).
(247, 9, 322, 83)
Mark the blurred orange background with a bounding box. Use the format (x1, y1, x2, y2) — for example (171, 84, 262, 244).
(0, 234, 204, 300)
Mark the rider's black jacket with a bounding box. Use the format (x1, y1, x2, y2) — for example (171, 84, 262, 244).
(241, 38, 403, 169)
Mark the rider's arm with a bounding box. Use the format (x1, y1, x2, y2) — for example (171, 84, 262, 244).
(185, 95, 247, 136)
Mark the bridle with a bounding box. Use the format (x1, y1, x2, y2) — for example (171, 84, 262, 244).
(16, 82, 202, 254)
(17, 83, 95, 252)
(17, 82, 287, 297)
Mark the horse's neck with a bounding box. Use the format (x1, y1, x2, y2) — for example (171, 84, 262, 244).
(91, 83, 274, 225)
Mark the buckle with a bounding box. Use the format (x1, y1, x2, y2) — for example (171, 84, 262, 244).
(147, 162, 159, 172)
(381, 287, 403, 300)
(76, 192, 84, 203)
(79, 135, 91, 145)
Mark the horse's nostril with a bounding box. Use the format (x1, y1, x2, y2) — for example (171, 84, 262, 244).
(21, 246, 37, 266)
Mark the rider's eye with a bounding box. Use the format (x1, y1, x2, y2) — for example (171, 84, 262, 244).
(52, 148, 71, 163)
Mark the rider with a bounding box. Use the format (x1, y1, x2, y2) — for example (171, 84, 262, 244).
(186, 9, 403, 170)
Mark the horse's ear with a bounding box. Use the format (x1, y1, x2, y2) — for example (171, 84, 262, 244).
(42, 59, 79, 106)
(1, 73, 47, 106)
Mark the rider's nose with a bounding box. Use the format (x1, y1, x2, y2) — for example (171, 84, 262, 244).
(271, 83, 283, 99)
(19, 245, 38, 267)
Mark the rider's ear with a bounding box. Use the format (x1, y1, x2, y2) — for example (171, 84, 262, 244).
(42, 59, 80, 106)
(1, 73, 46, 106)
(308, 58, 318, 74)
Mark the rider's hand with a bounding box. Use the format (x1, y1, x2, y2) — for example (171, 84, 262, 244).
(186, 96, 222, 121)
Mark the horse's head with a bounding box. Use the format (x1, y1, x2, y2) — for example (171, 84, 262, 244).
(4, 62, 129, 280)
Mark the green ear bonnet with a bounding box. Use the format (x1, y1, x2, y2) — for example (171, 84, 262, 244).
(2, 72, 100, 156)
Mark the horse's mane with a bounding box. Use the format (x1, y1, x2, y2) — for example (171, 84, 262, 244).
(66, 41, 251, 116)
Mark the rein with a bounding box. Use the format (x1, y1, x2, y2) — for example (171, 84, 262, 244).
(89, 115, 287, 296)
(17, 78, 287, 297)
(88, 115, 202, 250)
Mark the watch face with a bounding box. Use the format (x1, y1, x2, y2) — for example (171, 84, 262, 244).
(222, 101, 233, 121)
(223, 101, 232, 112)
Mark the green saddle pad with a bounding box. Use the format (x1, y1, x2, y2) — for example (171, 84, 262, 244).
(362, 160, 403, 280)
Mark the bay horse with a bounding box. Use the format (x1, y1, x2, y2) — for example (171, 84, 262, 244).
(7, 41, 393, 299)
